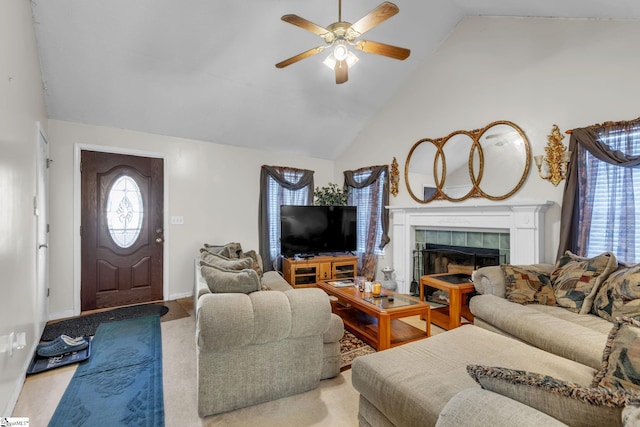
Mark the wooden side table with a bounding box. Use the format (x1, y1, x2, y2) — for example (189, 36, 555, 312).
(420, 273, 476, 330)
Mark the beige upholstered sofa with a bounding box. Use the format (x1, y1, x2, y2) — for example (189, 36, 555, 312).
(352, 253, 640, 426)
(194, 244, 344, 417)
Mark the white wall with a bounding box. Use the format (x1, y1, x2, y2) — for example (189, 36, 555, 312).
(336, 16, 640, 267)
(0, 0, 48, 416)
(47, 120, 335, 317)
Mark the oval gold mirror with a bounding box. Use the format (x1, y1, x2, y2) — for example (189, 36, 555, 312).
(437, 131, 475, 201)
(474, 121, 530, 200)
(406, 138, 439, 202)
(405, 120, 531, 203)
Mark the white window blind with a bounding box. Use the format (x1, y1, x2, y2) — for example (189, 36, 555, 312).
(266, 172, 310, 262)
(584, 127, 640, 262)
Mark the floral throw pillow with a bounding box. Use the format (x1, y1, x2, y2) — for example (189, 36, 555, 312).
(593, 264, 640, 322)
(551, 251, 617, 314)
(592, 317, 640, 393)
(467, 364, 637, 427)
(501, 265, 556, 305)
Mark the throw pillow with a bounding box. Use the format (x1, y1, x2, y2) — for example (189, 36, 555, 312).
(551, 251, 617, 314)
(200, 263, 261, 294)
(242, 250, 264, 279)
(592, 317, 640, 392)
(201, 251, 253, 270)
(593, 264, 640, 322)
(501, 264, 556, 305)
(467, 364, 638, 427)
(203, 242, 243, 259)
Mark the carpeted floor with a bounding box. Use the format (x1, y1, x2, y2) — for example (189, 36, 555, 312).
(340, 331, 375, 371)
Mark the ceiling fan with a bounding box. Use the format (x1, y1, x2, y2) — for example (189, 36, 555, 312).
(275, 1, 410, 84)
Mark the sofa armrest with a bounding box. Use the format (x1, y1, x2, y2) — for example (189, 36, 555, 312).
(196, 288, 333, 352)
(473, 264, 554, 298)
(436, 388, 568, 427)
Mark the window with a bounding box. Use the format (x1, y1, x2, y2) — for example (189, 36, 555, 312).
(580, 125, 640, 262)
(348, 170, 386, 255)
(258, 166, 314, 271)
(344, 166, 390, 279)
(106, 175, 143, 248)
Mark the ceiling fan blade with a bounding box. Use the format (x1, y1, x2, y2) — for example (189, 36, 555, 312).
(335, 60, 348, 84)
(281, 14, 330, 36)
(349, 2, 399, 36)
(276, 46, 325, 68)
(354, 40, 410, 60)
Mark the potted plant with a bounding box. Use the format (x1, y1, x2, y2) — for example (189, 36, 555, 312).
(314, 183, 348, 206)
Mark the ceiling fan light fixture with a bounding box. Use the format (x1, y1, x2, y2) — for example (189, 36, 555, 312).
(334, 42, 348, 61)
(323, 49, 359, 70)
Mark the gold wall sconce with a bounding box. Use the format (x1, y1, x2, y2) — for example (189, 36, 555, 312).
(390, 157, 400, 197)
(534, 124, 571, 186)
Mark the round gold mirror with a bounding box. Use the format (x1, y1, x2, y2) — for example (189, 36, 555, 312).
(405, 120, 531, 203)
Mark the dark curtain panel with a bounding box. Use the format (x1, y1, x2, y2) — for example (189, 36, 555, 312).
(557, 121, 640, 260)
(344, 165, 390, 280)
(258, 165, 314, 271)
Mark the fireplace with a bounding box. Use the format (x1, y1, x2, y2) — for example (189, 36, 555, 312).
(417, 243, 501, 274)
(389, 201, 552, 294)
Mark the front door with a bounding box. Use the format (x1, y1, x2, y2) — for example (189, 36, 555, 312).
(81, 150, 164, 311)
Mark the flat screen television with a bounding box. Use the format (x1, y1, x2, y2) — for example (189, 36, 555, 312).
(280, 205, 357, 257)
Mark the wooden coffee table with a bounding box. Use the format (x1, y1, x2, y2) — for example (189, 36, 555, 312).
(317, 281, 430, 351)
(420, 273, 475, 330)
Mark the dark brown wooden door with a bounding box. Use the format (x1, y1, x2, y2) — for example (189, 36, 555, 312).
(81, 150, 164, 311)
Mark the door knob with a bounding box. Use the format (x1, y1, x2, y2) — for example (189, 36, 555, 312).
(156, 238, 164, 243)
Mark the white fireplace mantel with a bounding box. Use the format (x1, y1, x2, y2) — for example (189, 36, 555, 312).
(388, 200, 552, 294)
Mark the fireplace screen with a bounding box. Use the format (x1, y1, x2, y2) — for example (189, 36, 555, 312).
(410, 244, 501, 295)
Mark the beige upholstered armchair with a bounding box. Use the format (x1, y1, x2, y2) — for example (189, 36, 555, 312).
(195, 260, 343, 416)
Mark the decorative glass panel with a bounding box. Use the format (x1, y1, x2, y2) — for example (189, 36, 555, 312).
(106, 175, 143, 248)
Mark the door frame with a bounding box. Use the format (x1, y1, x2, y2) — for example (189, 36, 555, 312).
(36, 122, 50, 331)
(73, 143, 169, 316)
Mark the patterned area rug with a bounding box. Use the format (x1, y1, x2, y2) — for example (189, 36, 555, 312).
(340, 330, 376, 371)
(48, 315, 164, 426)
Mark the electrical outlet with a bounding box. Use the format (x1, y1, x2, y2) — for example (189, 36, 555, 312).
(170, 216, 184, 225)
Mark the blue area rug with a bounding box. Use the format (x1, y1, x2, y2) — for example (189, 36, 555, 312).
(48, 315, 164, 427)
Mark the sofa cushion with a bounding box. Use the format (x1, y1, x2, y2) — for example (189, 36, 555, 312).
(593, 264, 640, 322)
(501, 264, 556, 305)
(551, 251, 617, 314)
(593, 317, 640, 393)
(201, 251, 253, 270)
(470, 294, 608, 369)
(468, 365, 635, 427)
(200, 263, 261, 294)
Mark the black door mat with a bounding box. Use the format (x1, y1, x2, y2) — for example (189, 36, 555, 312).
(27, 338, 92, 375)
(41, 304, 169, 341)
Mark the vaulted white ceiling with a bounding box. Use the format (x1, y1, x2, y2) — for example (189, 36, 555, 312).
(31, 1, 640, 160)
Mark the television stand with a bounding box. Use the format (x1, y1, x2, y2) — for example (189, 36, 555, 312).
(283, 255, 358, 288)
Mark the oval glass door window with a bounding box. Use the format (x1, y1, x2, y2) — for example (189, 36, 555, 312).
(106, 175, 144, 248)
